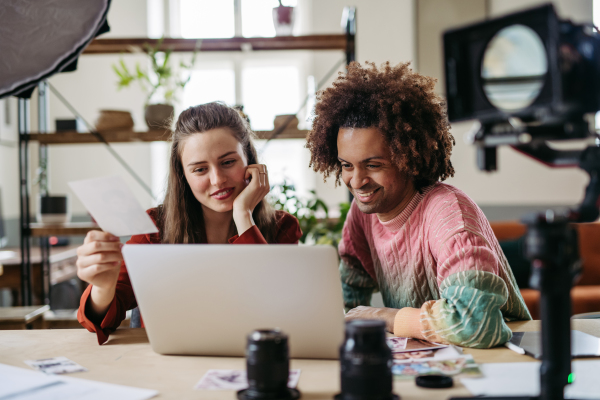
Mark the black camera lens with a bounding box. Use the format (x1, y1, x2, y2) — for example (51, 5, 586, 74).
(335, 320, 399, 400)
(237, 329, 300, 400)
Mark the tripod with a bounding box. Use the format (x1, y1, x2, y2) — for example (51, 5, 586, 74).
(451, 123, 600, 400)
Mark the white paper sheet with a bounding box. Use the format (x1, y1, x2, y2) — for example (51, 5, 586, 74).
(0, 363, 158, 400)
(0, 250, 17, 261)
(0, 364, 59, 398)
(461, 360, 600, 399)
(68, 176, 158, 237)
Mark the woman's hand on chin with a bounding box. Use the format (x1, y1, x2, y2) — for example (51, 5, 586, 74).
(232, 164, 270, 234)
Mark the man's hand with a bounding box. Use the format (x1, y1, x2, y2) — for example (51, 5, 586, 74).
(344, 306, 400, 333)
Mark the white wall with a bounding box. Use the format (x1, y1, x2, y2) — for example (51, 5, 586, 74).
(310, 0, 416, 211)
(490, 0, 592, 22)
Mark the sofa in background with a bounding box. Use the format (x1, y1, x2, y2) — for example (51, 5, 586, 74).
(490, 221, 600, 320)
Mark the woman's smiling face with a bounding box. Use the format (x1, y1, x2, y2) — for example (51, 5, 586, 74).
(180, 128, 248, 214)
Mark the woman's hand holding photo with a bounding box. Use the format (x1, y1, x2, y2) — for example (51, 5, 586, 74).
(232, 163, 270, 234)
(76, 231, 123, 320)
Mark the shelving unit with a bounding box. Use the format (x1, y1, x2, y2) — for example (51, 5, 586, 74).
(29, 223, 101, 237)
(25, 128, 309, 144)
(17, 11, 356, 307)
(83, 35, 349, 54)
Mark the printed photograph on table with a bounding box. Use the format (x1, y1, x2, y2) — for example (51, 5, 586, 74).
(24, 357, 88, 375)
(397, 338, 448, 353)
(393, 350, 435, 361)
(394, 344, 464, 363)
(195, 369, 301, 391)
(386, 337, 408, 352)
(392, 355, 483, 380)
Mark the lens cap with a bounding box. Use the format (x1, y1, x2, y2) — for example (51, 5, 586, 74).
(415, 374, 453, 389)
(237, 387, 300, 400)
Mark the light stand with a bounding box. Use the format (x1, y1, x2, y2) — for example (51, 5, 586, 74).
(451, 122, 600, 400)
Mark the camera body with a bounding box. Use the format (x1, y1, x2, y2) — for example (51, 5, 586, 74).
(444, 4, 600, 141)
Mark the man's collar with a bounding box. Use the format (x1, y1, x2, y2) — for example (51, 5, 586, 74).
(378, 184, 436, 231)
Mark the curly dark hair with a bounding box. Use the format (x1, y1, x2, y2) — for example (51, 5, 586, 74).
(306, 61, 455, 191)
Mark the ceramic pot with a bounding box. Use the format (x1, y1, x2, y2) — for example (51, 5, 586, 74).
(145, 104, 174, 130)
(37, 195, 70, 224)
(95, 110, 134, 131)
(272, 6, 295, 36)
(273, 114, 299, 130)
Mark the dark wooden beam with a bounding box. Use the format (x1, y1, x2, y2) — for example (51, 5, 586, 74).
(83, 36, 347, 54)
(25, 129, 308, 144)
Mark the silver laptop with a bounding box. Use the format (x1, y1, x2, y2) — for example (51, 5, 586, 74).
(122, 244, 345, 359)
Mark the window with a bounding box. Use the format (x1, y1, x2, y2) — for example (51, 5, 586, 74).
(182, 65, 236, 108)
(179, 0, 235, 39)
(242, 63, 300, 130)
(178, 0, 298, 39)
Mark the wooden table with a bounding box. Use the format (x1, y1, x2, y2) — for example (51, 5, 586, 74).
(0, 246, 79, 306)
(0, 320, 599, 399)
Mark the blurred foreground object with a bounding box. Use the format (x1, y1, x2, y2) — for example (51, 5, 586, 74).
(0, 0, 111, 99)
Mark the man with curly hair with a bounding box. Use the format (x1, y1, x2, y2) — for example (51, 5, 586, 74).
(307, 62, 530, 348)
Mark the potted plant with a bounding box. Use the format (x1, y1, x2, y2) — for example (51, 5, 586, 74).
(270, 180, 349, 247)
(272, 0, 296, 36)
(35, 157, 70, 224)
(113, 38, 200, 130)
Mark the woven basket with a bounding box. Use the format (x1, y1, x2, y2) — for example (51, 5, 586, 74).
(273, 114, 299, 130)
(95, 110, 134, 131)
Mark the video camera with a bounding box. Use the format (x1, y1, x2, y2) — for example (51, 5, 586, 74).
(444, 3, 600, 223)
(444, 4, 599, 400)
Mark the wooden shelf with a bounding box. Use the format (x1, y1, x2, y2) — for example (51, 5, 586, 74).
(26, 130, 170, 144)
(29, 222, 101, 237)
(25, 128, 308, 144)
(255, 128, 308, 140)
(82, 35, 348, 54)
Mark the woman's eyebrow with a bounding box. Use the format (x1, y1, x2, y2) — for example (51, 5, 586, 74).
(218, 151, 237, 160)
(187, 151, 238, 167)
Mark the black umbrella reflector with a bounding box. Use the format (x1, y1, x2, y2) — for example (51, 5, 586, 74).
(0, 0, 111, 99)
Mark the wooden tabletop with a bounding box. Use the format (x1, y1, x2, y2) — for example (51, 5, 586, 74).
(0, 245, 80, 266)
(0, 305, 49, 323)
(0, 320, 598, 399)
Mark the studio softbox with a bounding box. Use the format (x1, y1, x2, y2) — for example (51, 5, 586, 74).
(0, 0, 111, 99)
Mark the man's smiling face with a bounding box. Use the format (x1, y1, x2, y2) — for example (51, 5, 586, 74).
(337, 127, 414, 215)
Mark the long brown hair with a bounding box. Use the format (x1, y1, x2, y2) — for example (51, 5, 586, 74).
(158, 102, 278, 244)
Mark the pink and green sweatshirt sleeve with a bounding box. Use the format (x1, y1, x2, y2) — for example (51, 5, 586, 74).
(338, 183, 531, 349)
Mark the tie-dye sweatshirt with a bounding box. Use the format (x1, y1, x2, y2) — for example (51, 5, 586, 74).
(339, 182, 531, 348)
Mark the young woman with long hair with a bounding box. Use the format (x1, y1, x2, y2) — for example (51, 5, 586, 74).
(75, 102, 302, 344)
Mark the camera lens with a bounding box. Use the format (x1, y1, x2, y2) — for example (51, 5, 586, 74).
(335, 320, 399, 400)
(237, 329, 300, 400)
